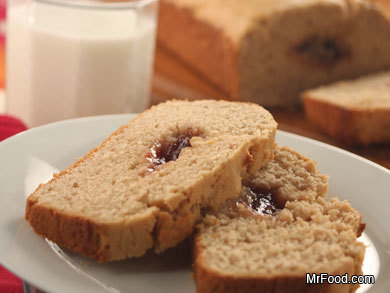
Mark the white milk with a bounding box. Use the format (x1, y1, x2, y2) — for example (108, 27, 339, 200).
(7, 0, 157, 127)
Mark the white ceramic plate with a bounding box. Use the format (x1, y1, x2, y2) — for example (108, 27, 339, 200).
(0, 114, 389, 293)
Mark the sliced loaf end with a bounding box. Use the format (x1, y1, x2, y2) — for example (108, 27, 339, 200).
(302, 71, 390, 145)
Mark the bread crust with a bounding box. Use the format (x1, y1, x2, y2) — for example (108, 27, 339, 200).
(26, 199, 158, 262)
(193, 147, 365, 293)
(194, 231, 359, 293)
(158, 1, 240, 97)
(303, 92, 390, 145)
(25, 100, 277, 262)
(26, 199, 103, 260)
(158, 0, 390, 106)
(194, 253, 354, 293)
(25, 114, 158, 262)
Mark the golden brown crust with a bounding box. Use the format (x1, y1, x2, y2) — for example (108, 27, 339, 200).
(194, 237, 357, 293)
(26, 199, 105, 261)
(158, 1, 240, 98)
(194, 221, 362, 293)
(24, 114, 154, 262)
(159, 0, 390, 106)
(193, 147, 364, 293)
(26, 199, 159, 262)
(303, 92, 390, 145)
(195, 268, 326, 293)
(24, 106, 171, 262)
(357, 222, 366, 238)
(25, 100, 277, 262)
(303, 92, 357, 144)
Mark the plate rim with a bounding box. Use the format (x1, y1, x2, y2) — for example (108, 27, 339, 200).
(2, 113, 388, 175)
(0, 114, 388, 292)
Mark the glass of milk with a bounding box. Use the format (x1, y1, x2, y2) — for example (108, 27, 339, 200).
(6, 0, 158, 127)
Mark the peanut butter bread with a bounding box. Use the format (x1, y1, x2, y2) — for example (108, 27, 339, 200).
(25, 100, 277, 262)
(302, 71, 390, 145)
(158, 0, 390, 106)
(194, 147, 365, 293)
(244, 146, 329, 204)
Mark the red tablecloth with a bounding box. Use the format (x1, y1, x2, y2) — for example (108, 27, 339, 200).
(0, 266, 23, 293)
(0, 1, 28, 291)
(0, 115, 27, 293)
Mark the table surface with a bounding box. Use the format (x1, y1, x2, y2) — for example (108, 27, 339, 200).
(151, 44, 390, 170)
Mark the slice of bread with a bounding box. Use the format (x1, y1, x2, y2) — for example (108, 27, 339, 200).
(25, 100, 277, 262)
(244, 147, 329, 204)
(158, 0, 390, 106)
(302, 71, 390, 145)
(194, 147, 365, 293)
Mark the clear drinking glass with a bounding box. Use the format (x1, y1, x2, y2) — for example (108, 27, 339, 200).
(6, 0, 158, 127)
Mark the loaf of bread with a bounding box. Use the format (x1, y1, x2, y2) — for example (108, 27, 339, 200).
(369, 0, 390, 18)
(25, 100, 277, 262)
(302, 70, 390, 145)
(158, 0, 390, 106)
(194, 147, 365, 293)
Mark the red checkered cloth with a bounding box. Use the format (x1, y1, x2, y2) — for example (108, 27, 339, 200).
(0, 114, 27, 293)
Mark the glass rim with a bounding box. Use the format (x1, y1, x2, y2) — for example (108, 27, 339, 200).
(35, 0, 158, 10)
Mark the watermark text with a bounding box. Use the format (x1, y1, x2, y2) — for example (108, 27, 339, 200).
(306, 273, 375, 285)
